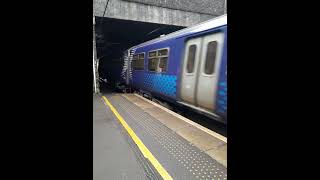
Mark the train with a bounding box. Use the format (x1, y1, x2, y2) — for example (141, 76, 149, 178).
(120, 15, 227, 123)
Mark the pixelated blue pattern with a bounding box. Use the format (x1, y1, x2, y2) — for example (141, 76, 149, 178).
(217, 81, 227, 114)
(144, 73, 177, 97)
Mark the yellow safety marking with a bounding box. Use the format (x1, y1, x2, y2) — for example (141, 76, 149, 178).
(102, 96, 173, 180)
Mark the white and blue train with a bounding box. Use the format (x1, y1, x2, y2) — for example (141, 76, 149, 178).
(121, 15, 227, 123)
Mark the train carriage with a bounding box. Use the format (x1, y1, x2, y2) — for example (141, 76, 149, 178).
(122, 15, 227, 123)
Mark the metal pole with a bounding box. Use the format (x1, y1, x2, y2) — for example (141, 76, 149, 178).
(93, 16, 99, 93)
(93, 49, 97, 93)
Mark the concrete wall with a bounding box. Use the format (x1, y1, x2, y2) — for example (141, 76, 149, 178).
(94, 0, 225, 27)
(125, 0, 225, 15)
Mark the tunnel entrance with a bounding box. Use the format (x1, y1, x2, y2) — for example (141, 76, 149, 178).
(94, 17, 185, 92)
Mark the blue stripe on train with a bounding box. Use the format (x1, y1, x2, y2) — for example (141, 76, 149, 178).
(144, 73, 177, 97)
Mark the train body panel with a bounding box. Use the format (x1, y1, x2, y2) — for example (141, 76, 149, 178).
(123, 15, 227, 123)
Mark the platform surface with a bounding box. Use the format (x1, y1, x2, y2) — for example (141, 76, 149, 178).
(93, 94, 149, 180)
(103, 93, 227, 180)
(123, 93, 227, 168)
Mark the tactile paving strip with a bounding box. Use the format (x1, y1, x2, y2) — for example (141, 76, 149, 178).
(108, 95, 227, 180)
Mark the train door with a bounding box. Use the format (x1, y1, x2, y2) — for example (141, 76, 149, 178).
(180, 32, 225, 111)
(196, 32, 225, 110)
(180, 37, 202, 104)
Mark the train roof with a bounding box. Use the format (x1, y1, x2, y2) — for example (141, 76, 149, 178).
(128, 14, 227, 51)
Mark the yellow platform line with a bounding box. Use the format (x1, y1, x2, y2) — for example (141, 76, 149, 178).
(102, 96, 173, 180)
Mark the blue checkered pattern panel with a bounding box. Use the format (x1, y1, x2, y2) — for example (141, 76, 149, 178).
(217, 81, 227, 114)
(144, 73, 177, 97)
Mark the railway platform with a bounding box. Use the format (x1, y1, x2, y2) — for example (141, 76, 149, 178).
(93, 92, 227, 180)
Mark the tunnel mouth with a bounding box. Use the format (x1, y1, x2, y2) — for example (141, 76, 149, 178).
(94, 17, 185, 92)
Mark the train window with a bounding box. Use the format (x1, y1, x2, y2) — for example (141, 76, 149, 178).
(133, 53, 145, 70)
(139, 53, 145, 59)
(148, 48, 169, 73)
(158, 49, 168, 56)
(159, 57, 168, 72)
(186, 45, 197, 73)
(148, 58, 158, 71)
(133, 54, 139, 61)
(204, 41, 217, 75)
(149, 51, 157, 58)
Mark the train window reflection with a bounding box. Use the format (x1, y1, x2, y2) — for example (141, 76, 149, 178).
(133, 53, 145, 70)
(148, 58, 158, 71)
(204, 41, 217, 75)
(159, 57, 167, 72)
(148, 51, 157, 57)
(148, 48, 169, 73)
(158, 49, 168, 56)
(186, 45, 196, 73)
